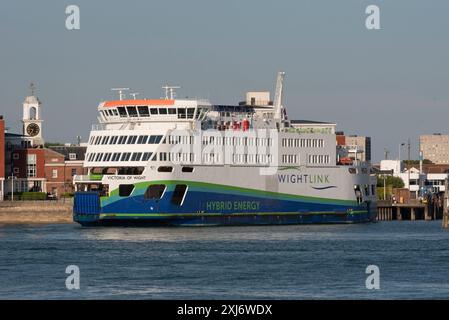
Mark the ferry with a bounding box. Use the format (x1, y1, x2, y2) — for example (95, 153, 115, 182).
(73, 72, 377, 226)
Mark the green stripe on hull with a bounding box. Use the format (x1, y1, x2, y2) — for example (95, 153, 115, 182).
(99, 210, 368, 219)
(103, 180, 357, 207)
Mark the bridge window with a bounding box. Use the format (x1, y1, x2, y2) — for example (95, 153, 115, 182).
(119, 184, 134, 197)
(118, 107, 127, 117)
(150, 108, 158, 115)
(177, 108, 186, 119)
(168, 108, 177, 115)
(171, 185, 188, 206)
(159, 108, 168, 115)
(187, 108, 195, 119)
(144, 184, 166, 200)
(137, 106, 149, 117)
(126, 106, 138, 117)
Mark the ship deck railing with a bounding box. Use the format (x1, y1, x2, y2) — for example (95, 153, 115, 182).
(73, 175, 103, 183)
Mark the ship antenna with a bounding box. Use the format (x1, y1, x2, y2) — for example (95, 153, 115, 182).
(162, 85, 181, 100)
(111, 88, 130, 101)
(130, 92, 139, 100)
(273, 71, 285, 122)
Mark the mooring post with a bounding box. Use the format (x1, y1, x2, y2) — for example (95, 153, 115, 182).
(424, 205, 430, 221)
(396, 206, 402, 221)
(411, 207, 415, 221)
(443, 179, 449, 229)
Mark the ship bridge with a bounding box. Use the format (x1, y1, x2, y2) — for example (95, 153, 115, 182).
(97, 98, 211, 125)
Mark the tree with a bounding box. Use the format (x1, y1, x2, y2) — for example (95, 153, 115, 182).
(403, 159, 433, 165)
(376, 175, 404, 188)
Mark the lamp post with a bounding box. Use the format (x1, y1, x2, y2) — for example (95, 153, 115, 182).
(8, 175, 16, 201)
(398, 142, 405, 173)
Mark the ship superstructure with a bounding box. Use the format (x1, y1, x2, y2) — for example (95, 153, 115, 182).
(73, 73, 377, 226)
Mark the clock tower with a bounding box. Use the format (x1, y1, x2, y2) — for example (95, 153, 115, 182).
(22, 83, 44, 147)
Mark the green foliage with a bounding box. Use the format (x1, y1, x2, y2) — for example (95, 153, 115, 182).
(44, 142, 63, 147)
(61, 192, 74, 198)
(377, 186, 393, 200)
(376, 175, 404, 188)
(403, 159, 433, 165)
(8, 192, 47, 200)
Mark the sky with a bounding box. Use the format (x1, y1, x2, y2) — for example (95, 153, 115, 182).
(0, 0, 448, 162)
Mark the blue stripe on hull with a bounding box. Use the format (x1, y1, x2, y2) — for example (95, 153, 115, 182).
(100, 190, 360, 214)
(73, 190, 376, 226)
(74, 210, 376, 227)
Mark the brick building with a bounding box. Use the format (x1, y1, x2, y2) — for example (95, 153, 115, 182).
(1, 87, 87, 200)
(10, 148, 46, 193)
(45, 146, 86, 197)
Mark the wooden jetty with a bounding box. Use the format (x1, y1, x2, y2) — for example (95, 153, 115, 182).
(377, 200, 436, 221)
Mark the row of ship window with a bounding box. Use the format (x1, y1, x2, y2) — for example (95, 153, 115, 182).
(307, 154, 331, 164)
(87, 152, 154, 162)
(168, 135, 273, 146)
(87, 151, 329, 165)
(118, 184, 187, 206)
(86, 151, 275, 164)
(281, 154, 331, 164)
(90, 135, 163, 145)
(89, 134, 275, 147)
(282, 138, 324, 148)
(101, 107, 208, 120)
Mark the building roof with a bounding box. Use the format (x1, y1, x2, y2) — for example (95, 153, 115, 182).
(405, 163, 449, 174)
(47, 145, 87, 161)
(103, 99, 174, 107)
(290, 119, 335, 125)
(5, 133, 26, 137)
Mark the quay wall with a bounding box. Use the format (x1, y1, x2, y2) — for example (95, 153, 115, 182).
(0, 200, 73, 224)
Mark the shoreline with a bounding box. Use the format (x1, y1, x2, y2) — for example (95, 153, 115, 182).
(0, 201, 74, 224)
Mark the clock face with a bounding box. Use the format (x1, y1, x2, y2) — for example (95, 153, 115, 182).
(26, 123, 40, 137)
